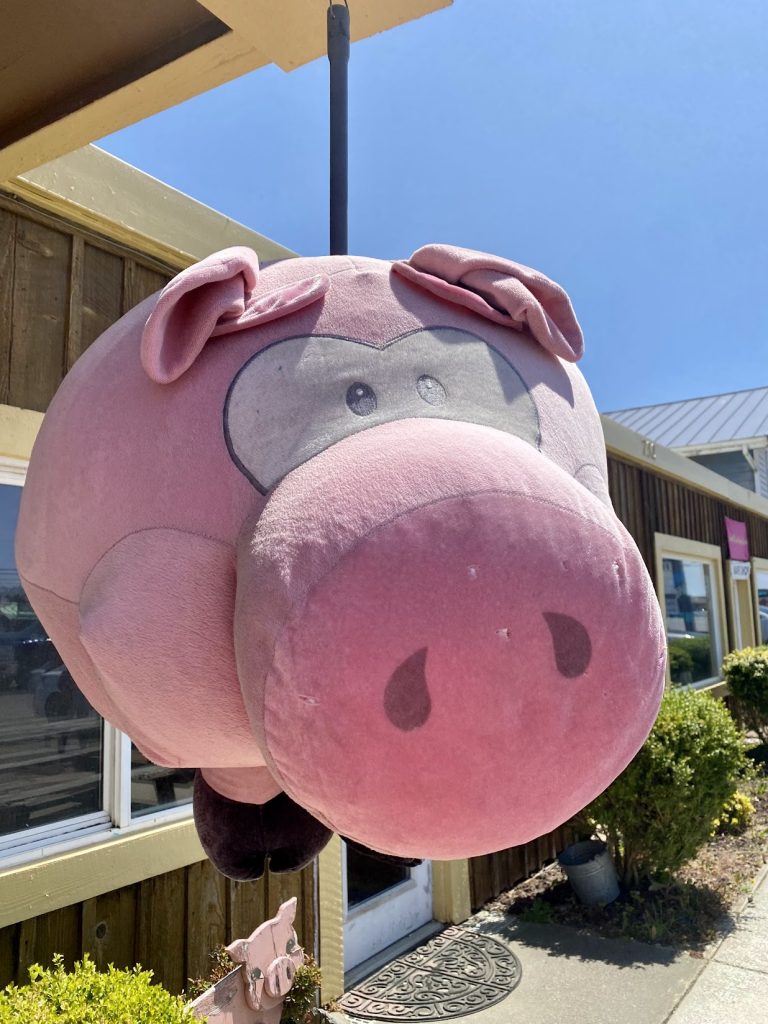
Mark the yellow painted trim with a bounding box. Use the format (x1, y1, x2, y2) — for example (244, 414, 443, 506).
(726, 563, 757, 650)
(0, 405, 44, 461)
(0, 32, 267, 182)
(431, 860, 471, 925)
(317, 835, 344, 1002)
(200, 0, 453, 71)
(751, 556, 768, 645)
(0, 819, 205, 929)
(602, 416, 768, 520)
(698, 680, 729, 700)
(654, 533, 729, 687)
(5, 146, 295, 271)
(2, 2, 452, 179)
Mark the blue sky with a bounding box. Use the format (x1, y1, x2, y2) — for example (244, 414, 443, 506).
(99, 0, 768, 412)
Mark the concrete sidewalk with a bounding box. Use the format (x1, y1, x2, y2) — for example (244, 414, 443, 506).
(333, 870, 768, 1024)
(665, 869, 768, 1023)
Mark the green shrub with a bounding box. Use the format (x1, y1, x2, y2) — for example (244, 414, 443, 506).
(583, 688, 750, 886)
(186, 946, 235, 1001)
(711, 790, 755, 836)
(281, 956, 323, 1024)
(0, 954, 198, 1024)
(722, 646, 768, 744)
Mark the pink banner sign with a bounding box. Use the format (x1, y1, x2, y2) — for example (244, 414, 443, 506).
(725, 517, 749, 562)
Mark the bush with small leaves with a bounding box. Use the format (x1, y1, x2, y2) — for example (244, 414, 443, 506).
(281, 956, 323, 1024)
(722, 646, 768, 744)
(583, 688, 750, 886)
(0, 954, 199, 1024)
(711, 790, 755, 836)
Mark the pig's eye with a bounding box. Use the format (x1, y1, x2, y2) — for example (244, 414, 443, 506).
(543, 612, 592, 678)
(346, 382, 377, 416)
(416, 374, 446, 407)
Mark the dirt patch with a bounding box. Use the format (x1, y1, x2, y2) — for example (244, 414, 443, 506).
(486, 773, 768, 950)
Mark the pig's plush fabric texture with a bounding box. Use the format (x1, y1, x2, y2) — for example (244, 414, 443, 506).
(16, 245, 665, 878)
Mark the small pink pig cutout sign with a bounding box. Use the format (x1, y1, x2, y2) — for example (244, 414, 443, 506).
(17, 244, 666, 879)
(188, 898, 303, 1024)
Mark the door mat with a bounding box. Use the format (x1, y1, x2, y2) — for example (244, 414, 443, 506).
(339, 926, 522, 1021)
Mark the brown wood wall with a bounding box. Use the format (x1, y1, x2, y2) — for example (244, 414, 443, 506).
(0, 859, 315, 996)
(469, 824, 578, 911)
(0, 194, 173, 411)
(607, 453, 768, 569)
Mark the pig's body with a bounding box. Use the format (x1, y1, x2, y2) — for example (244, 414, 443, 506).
(17, 246, 665, 876)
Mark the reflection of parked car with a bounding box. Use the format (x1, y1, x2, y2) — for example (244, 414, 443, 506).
(0, 619, 54, 687)
(30, 664, 93, 720)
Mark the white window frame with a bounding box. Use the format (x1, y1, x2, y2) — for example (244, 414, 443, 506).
(0, 458, 193, 871)
(654, 533, 728, 689)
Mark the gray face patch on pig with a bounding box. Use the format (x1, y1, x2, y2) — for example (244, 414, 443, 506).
(224, 326, 540, 493)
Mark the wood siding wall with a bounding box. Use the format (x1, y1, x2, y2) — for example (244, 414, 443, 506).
(0, 859, 315, 996)
(0, 194, 173, 411)
(469, 824, 578, 911)
(607, 453, 768, 568)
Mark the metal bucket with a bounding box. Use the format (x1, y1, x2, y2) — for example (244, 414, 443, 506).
(558, 840, 620, 906)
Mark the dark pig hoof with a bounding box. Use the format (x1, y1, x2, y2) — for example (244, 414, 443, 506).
(193, 770, 333, 880)
(342, 836, 423, 868)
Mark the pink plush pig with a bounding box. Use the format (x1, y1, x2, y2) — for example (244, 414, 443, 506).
(16, 245, 665, 879)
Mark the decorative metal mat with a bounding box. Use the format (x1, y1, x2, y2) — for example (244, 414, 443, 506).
(339, 926, 522, 1021)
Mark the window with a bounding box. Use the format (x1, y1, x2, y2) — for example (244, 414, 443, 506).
(655, 534, 727, 688)
(752, 560, 768, 646)
(0, 466, 192, 867)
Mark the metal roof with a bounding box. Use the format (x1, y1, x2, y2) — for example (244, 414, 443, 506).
(606, 386, 768, 449)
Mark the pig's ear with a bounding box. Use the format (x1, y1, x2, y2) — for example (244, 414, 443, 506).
(141, 247, 330, 384)
(393, 244, 583, 362)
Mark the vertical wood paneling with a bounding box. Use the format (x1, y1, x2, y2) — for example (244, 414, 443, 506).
(8, 219, 70, 411)
(227, 877, 266, 946)
(0, 199, 174, 411)
(66, 235, 84, 372)
(81, 885, 138, 972)
(122, 260, 169, 314)
(607, 456, 768, 562)
(186, 860, 227, 984)
(137, 869, 187, 993)
(69, 243, 125, 368)
(16, 905, 81, 983)
(0, 922, 18, 988)
(0, 208, 16, 405)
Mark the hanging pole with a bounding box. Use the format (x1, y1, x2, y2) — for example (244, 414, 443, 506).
(327, 2, 350, 255)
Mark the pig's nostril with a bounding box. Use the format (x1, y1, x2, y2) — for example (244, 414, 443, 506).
(543, 612, 592, 678)
(384, 647, 431, 731)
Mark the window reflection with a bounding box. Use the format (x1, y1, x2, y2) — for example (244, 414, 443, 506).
(663, 556, 718, 684)
(757, 573, 768, 643)
(131, 745, 194, 816)
(0, 485, 103, 838)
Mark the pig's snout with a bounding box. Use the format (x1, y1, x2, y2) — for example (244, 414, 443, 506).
(234, 418, 664, 860)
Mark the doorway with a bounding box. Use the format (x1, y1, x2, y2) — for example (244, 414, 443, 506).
(342, 843, 433, 972)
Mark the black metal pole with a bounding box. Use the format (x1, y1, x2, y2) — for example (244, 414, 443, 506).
(327, 3, 350, 256)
